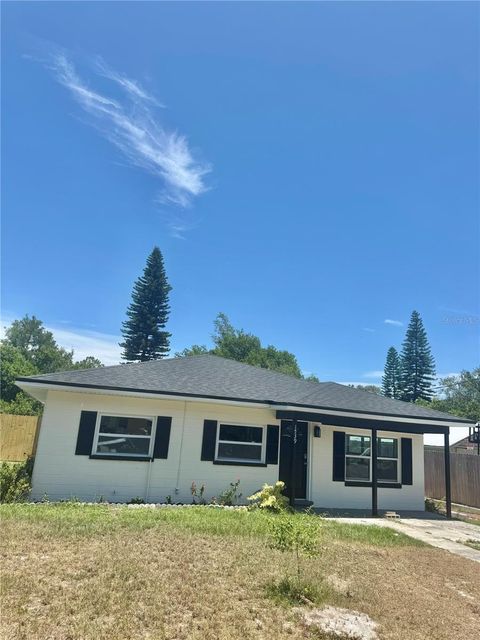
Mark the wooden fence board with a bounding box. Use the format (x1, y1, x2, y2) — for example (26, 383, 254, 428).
(424, 450, 480, 508)
(0, 414, 41, 461)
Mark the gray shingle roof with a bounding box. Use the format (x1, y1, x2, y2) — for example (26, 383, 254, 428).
(17, 354, 470, 423)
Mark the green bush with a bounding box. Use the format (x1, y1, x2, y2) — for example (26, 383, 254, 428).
(425, 497, 441, 513)
(0, 457, 34, 503)
(248, 481, 289, 511)
(214, 479, 242, 506)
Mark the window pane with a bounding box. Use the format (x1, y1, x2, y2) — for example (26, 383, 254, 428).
(377, 438, 397, 459)
(97, 435, 150, 456)
(99, 416, 152, 436)
(217, 442, 262, 461)
(346, 435, 370, 456)
(219, 425, 263, 443)
(377, 459, 398, 481)
(345, 457, 370, 481)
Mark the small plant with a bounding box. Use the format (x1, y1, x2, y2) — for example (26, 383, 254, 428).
(128, 496, 145, 504)
(0, 457, 34, 503)
(268, 514, 321, 583)
(248, 481, 289, 512)
(165, 495, 173, 504)
(425, 498, 441, 514)
(217, 479, 242, 506)
(190, 481, 206, 505)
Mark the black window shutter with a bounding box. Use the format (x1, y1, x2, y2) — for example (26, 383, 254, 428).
(332, 431, 346, 481)
(201, 420, 217, 461)
(75, 411, 97, 455)
(401, 438, 413, 485)
(153, 416, 172, 459)
(266, 425, 280, 464)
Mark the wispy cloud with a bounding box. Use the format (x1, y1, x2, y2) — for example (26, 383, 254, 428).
(42, 48, 210, 232)
(1, 313, 122, 366)
(384, 318, 403, 327)
(362, 327, 375, 333)
(47, 326, 123, 366)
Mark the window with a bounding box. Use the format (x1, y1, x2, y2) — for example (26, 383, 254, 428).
(345, 434, 399, 483)
(93, 414, 154, 458)
(216, 424, 265, 463)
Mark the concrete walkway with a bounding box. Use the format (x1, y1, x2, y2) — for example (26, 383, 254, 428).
(326, 513, 480, 563)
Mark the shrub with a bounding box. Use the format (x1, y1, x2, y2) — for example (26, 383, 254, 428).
(268, 513, 321, 582)
(128, 496, 145, 504)
(425, 498, 441, 514)
(0, 457, 34, 503)
(215, 479, 242, 506)
(248, 481, 289, 511)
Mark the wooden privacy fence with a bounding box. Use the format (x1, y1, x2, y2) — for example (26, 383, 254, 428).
(0, 414, 41, 462)
(424, 450, 480, 509)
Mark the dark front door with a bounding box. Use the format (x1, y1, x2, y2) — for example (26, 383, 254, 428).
(279, 420, 308, 500)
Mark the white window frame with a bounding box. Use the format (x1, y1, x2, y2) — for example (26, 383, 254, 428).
(345, 434, 400, 483)
(92, 412, 156, 458)
(215, 422, 266, 464)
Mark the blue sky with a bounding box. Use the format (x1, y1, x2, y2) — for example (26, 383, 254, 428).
(2, 1, 479, 398)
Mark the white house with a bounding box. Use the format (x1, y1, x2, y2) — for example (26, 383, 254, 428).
(16, 355, 473, 514)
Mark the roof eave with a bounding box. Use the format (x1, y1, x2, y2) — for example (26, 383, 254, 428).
(16, 378, 474, 426)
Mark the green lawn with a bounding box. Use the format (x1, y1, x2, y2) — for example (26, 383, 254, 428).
(0, 502, 422, 545)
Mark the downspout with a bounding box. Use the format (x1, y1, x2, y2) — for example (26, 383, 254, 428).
(175, 400, 188, 498)
(145, 456, 153, 503)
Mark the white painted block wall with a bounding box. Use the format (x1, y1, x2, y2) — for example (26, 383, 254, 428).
(31, 389, 425, 510)
(31, 390, 279, 503)
(307, 425, 425, 510)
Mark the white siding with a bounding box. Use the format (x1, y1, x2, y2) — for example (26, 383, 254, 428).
(32, 389, 424, 510)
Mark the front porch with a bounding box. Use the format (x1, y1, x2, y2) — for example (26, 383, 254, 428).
(277, 408, 453, 518)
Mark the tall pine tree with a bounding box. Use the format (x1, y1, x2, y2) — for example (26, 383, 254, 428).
(120, 247, 172, 361)
(382, 346, 402, 399)
(400, 310, 436, 402)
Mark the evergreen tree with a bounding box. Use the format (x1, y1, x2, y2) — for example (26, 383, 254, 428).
(381, 347, 402, 399)
(400, 311, 436, 402)
(120, 247, 172, 361)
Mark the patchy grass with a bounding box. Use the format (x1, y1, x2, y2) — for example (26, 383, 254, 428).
(464, 539, 480, 551)
(1, 504, 479, 640)
(265, 576, 334, 607)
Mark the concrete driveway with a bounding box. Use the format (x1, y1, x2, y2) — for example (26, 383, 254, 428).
(326, 512, 480, 563)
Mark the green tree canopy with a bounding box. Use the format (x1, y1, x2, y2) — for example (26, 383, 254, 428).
(121, 247, 172, 361)
(400, 310, 436, 402)
(1, 315, 103, 415)
(382, 347, 402, 399)
(417, 368, 480, 422)
(350, 384, 382, 395)
(176, 312, 312, 379)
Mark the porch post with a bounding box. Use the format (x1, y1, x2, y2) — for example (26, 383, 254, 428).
(444, 430, 452, 519)
(371, 427, 378, 517)
(289, 417, 298, 508)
